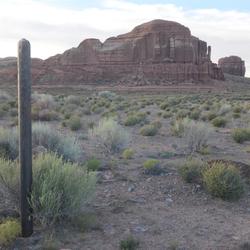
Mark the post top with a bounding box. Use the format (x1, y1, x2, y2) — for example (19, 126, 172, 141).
(18, 39, 30, 46)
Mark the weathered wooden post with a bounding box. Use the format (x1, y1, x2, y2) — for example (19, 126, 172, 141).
(18, 39, 33, 237)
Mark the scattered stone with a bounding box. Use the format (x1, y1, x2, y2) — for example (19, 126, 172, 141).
(165, 198, 174, 206)
(128, 184, 135, 192)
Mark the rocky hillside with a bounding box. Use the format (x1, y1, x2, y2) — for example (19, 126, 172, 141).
(0, 19, 224, 86)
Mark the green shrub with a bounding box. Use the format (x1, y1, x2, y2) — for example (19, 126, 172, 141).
(120, 235, 139, 250)
(0, 153, 96, 225)
(0, 219, 21, 246)
(217, 104, 231, 116)
(189, 110, 200, 120)
(212, 117, 227, 127)
(143, 159, 160, 170)
(170, 118, 185, 137)
(86, 158, 101, 171)
(183, 120, 211, 154)
(232, 128, 250, 143)
(68, 116, 81, 131)
(178, 158, 204, 183)
(206, 112, 217, 121)
(203, 162, 244, 200)
(0, 127, 18, 160)
(124, 112, 146, 126)
(140, 124, 159, 136)
(32, 123, 81, 162)
(122, 148, 134, 159)
(143, 159, 163, 175)
(91, 118, 129, 153)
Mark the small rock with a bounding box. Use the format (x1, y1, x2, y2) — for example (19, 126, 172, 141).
(128, 185, 135, 192)
(133, 225, 148, 233)
(165, 198, 173, 205)
(232, 236, 240, 240)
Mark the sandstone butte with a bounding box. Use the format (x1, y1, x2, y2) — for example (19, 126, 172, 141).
(0, 19, 225, 86)
(218, 56, 246, 77)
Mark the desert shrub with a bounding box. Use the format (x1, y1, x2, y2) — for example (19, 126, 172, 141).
(217, 104, 231, 116)
(86, 158, 101, 171)
(124, 112, 146, 126)
(0, 153, 96, 225)
(189, 110, 200, 120)
(31, 153, 96, 225)
(233, 113, 241, 119)
(68, 116, 81, 131)
(143, 159, 163, 175)
(233, 106, 243, 113)
(32, 123, 81, 162)
(31, 93, 59, 121)
(178, 158, 204, 183)
(65, 95, 82, 105)
(0, 219, 21, 246)
(206, 112, 217, 121)
(140, 123, 159, 136)
(160, 102, 168, 110)
(232, 128, 250, 143)
(0, 158, 19, 202)
(203, 162, 244, 201)
(122, 148, 134, 159)
(91, 118, 129, 153)
(0, 127, 18, 160)
(98, 91, 117, 100)
(120, 235, 139, 250)
(183, 120, 211, 154)
(163, 112, 172, 119)
(170, 118, 186, 137)
(212, 117, 227, 127)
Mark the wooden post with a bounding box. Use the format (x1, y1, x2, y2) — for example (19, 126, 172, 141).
(18, 39, 33, 237)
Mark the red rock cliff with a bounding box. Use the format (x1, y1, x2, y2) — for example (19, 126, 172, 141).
(0, 20, 224, 85)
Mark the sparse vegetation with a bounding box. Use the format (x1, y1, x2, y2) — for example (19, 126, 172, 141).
(0, 219, 21, 246)
(122, 148, 134, 159)
(120, 235, 139, 250)
(0, 153, 96, 225)
(232, 128, 250, 143)
(91, 118, 129, 153)
(178, 158, 204, 184)
(211, 117, 227, 127)
(86, 158, 101, 171)
(203, 162, 244, 201)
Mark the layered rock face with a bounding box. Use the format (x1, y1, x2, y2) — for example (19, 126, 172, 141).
(0, 20, 224, 85)
(218, 56, 245, 77)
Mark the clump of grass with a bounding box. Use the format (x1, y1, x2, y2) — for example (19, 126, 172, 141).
(170, 118, 185, 137)
(203, 162, 244, 201)
(143, 159, 163, 175)
(232, 128, 250, 143)
(85, 158, 101, 171)
(68, 116, 82, 131)
(0, 153, 96, 225)
(140, 121, 161, 136)
(0, 219, 21, 246)
(91, 118, 129, 154)
(0, 127, 18, 160)
(120, 235, 139, 250)
(178, 158, 204, 184)
(183, 119, 212, 154)
(124, 112, 146, 126)
(212, 117, 227, 127)
(122, 148, 134, 159)
(32, 123, 81, 162)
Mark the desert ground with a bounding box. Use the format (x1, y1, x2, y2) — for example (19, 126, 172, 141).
(0, 75, 250, 250)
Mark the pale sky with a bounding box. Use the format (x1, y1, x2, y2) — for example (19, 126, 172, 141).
(0, 0, 249, 76)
